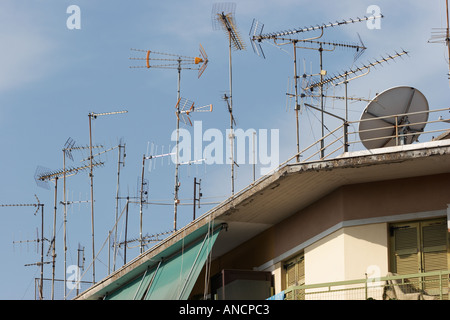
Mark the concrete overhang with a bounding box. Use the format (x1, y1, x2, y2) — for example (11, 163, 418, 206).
(75, 139, 450, 300)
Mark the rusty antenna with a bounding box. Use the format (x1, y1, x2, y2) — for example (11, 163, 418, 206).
(212, 2, 246, 195)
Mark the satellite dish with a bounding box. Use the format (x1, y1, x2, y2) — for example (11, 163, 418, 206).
(358, 86, 429, 149)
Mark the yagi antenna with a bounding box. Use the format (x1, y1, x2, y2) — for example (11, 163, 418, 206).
(251, 14, 383, 47)
(212, 2, 246, 51)
(306, 50, 409, 91)
(212, 2, 245, 195)
(176, 97, 213, 126)
(130, 44, 209, 79)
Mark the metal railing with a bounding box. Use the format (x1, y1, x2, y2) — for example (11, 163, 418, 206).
(284, 270, 450, 300)
(297, 107, 450, 162)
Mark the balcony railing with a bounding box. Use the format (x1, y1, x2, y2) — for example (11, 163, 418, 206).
(283, 270, 450, 300)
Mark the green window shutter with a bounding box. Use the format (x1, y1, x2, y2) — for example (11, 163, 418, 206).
(392, 225, 420, 275)
(421, 221, 448, 295)
(285, 253, 305, 300)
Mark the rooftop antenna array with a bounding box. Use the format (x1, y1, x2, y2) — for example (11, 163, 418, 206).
(36, 160, 104, 298)
(130, 46, 209, 234)
(0, 195, 46, 300)
(88, 110, 127, 283)
(212, 2, 246, 195)
(428, 0, 450, 85)
(250, 15, 382, 160)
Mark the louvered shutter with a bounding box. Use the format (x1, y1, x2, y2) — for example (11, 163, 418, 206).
(393, 224, 420, 275)
(421, 220, 448, 295)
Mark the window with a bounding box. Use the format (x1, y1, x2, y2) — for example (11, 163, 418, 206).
(284, 252, 305, 300)
(389, 218, 448, 296)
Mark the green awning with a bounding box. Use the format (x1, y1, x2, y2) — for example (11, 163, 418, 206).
(106, 223, 224, 300)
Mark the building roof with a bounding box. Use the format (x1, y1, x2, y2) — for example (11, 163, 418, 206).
(75, 139, 450, 300)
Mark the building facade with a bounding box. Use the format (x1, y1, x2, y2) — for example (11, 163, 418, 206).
(75, 139, 450, 300)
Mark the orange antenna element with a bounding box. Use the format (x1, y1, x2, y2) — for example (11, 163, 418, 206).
(175, 97, 213, 126)
(146, 50, 151, 68)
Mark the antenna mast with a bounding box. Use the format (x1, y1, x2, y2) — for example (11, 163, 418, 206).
(130, 45, 209, 232)
(212, 2, 246, 195)
(88, 110, 127, 284)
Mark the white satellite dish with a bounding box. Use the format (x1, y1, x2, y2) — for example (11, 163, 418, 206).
(359, 86, 429, 149)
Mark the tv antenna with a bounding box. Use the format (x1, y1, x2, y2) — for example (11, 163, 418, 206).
(0, 195, 47, 300)
(212, 2, 246, 195)
(61, 137, 102, 297)
(428, 0, 450, 85)
(88, 110, 127, 283)
(172, 97, 212, 232)
(249, 15, 381, 161)
(176, 97, 213, 127)
(130, 44, 209, 78)
(358, 86, 429, 149)
(306, 50, 408, 114)
(130, 46, 209, 233)
(36, 160, 104, 298)
(138, 151, 175, 254)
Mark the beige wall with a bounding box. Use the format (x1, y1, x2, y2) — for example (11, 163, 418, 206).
(191, 173, 450, 298)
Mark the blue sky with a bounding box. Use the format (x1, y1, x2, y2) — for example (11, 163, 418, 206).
(0, 0, 449, 300)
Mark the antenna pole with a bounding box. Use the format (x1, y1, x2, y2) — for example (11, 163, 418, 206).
(51, 177, 58, 300)
(140, 154, 146, 253)
(319, 45, 325, 159)
(228, 23, 235, 195)
(113, 143, 124, 271)
(447, 0, 450, 84)
(88, 113, 95, 284)
(62, 149, 67, 298)
(124, 197, 129, 265)
(173, 59, 182, 232)
(193, 177, 197, 221)
(39, 204, 44, 300)
(293, 41, 300, 161)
